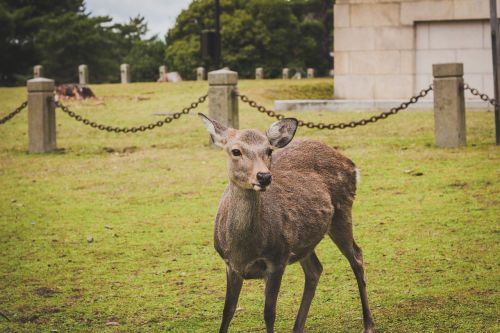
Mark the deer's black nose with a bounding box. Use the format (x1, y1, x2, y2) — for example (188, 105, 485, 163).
(257, 172, 272, 186)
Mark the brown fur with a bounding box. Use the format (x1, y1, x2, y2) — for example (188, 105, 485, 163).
(199, 114, 374, 333)
(215, 139, 357, 271)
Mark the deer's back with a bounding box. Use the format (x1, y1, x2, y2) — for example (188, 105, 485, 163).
(261, 139, 358, 260)
(271, 139, 357, 208)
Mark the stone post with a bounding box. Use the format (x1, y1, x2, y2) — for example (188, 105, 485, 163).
(33, 65, 43, 78)
(197, 67, 205, 81)
(120, 64, 131, 84)
(282, 68, 289, 80)
(79, 64, 89, 84)
(432, 63, 466, 148)
(329, 69, 335, 77)
(255, 67, 264, 80)
(307, 68, 315, 78)
(208, 69, 239, 145)
(27, 78, 56, 153)
(159, 65, 167, 81)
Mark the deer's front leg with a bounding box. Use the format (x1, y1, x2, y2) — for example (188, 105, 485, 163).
(219, 265, 243, 333)
(264, 266, 285, 333)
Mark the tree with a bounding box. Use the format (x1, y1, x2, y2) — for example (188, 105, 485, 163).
(0, 1, 166, 85)
(124, 38, 166, 82)
(35, 12, 120, 83)
(112, 15, 166, 82)
(165, 0, 215, 80)
(164, 0, 333, 79)
(0, 0, 92, 85)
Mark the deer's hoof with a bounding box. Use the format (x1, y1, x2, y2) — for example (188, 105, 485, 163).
(363, 328, 375, 333)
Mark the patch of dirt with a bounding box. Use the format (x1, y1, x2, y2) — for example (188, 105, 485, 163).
(15, 307, 59, 324)
(448, 181, 467, 188)
(34, 287, 58, 297)
(42, 306, 61, 314)
(102, 146, 138, 154)
(17, 314, 40, 323)
(105, 95, 152, 102)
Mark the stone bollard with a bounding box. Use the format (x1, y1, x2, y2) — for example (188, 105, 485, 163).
(432, 63, 466, 148)
(207, 68, 239, 146)
(33, 65, 43, 78)
(307, 68, 315, 78)
(159, 65, 167, 81)
(282, 68, 289, 80)
(27, 78, 56, 153)
(197, 67, 205, 81)
(79, 64, 89, 84)
(255, 67, 264, 80)
(120, 64, 131, 84)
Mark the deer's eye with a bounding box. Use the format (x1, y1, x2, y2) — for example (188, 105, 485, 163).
(266, 148, 273, 157)
(231, 149, 242, 157)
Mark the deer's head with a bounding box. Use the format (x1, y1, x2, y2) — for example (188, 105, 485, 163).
(199, 113, 298, 191)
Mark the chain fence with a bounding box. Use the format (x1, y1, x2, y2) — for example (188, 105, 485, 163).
(463, 83, 497, 107)
(0, 101, 27, 125)
(54, 94, 207, 133)
(0, 83, 496, 132)
(238, 85, 434, 130)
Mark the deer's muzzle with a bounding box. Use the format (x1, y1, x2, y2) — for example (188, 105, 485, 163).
(256, 172, 272, 187)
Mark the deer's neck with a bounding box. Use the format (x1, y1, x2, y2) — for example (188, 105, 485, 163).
(226, 183, 262, 241)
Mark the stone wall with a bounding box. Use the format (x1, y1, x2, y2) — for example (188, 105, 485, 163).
(334, 0, 500, 100)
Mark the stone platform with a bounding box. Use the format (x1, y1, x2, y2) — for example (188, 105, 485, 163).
(274, 99, 492, 112)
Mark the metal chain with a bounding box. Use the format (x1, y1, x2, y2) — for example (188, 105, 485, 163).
(54, 94, 208, 133)
(463, 83, 497, 106)
(237, 85, 433, 130)
(0, 101, 28, 125)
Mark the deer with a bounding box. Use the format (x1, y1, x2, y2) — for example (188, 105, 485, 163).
(198, 113, 375, 333)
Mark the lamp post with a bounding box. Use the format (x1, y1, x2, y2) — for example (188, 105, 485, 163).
(215, 0, 221, 68)
(490, 0, 500, 144)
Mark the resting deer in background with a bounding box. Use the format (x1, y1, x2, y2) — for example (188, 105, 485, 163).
(199, 113, 375, 333)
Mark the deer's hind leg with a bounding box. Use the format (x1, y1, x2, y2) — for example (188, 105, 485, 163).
(328, 207, 375, 333)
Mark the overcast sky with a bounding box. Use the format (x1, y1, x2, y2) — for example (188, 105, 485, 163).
(85, 0, 193, 39)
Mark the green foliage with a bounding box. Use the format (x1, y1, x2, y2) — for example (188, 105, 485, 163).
(1, 0, 333, 84)
(35, 13, 119, 84)
(165, 35, 202, 80)
(112, 16, 167, 83)
(165, 0, 333, 79)
(124, 39, 166, 83)
(0, 80, 498, 332)
(0, 1, 166, 85)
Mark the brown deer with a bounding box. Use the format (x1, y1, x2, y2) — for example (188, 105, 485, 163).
(198, 113, 374, 333)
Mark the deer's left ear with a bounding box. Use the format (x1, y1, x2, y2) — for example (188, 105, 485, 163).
(266, 118, 298, 148)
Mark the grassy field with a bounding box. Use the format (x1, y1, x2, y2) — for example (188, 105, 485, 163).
(0, 78, 498, 332)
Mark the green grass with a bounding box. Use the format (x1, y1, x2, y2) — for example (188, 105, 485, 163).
(0, 78, 498, 332)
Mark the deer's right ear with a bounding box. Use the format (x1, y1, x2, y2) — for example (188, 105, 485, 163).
(198, 113, 228, 148)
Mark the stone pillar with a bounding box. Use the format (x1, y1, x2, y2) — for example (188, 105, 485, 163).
(33, 65, 43, 78)
(120, 64, 131, 84)
(255, 67, 264, 80)
(27, 78, 56, 153)
(159, 65, 167, 81)
(433, 63, 466, 148)
(208, 69, 239, 145)
(197, 67, 205, 81)
(79, 64, 89, 84)
(307, 68, 315, 78)
(282, 68, 289, 80)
